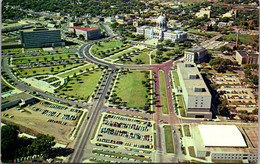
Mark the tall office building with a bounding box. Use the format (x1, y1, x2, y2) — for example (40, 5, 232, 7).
(20, 28, 64, 48)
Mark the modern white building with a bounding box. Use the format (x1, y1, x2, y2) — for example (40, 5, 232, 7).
(190, 124, 258, 163)
(183, 46, 208, 63)
(177, 62, 212, 118)
(136, 13, 187, 42)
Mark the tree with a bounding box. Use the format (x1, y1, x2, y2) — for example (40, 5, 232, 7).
(156, 50, 163, 56)
(249, 74, 258, 85)
(175, 38, 184, 44)
(156, 44, 164, 51)
(27, 134, 55, 155)
(252, 108, 258, 115)
(184, 41, 192, 48)
(1, 125, 19, 162)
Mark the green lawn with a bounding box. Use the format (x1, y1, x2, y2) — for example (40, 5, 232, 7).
(164, 125, 174, 153)
(16, 63, 84, 77)
(12, 53, 78, 64)
(154, 132, 157, 150)
(58, 63, 96, 78)
(2, 48, 22, 53)
(58, 69, 103, 99)
(91, 40, 124, 58)
(151, 50, 176, 64)
(159, 71, 169, 114)
(109, 48, 135, 59)
(115, 52, 150, 65)
(1, 80, 14, 93)
(131, 53, 150, 64)
(188, 29, 219, 38)
(92, 40, 123, 51)
(172, 71, 180, 88)
(115, 71, 149, 108)
(188, 146, 196, 157)
(179, 126, 183, 137)
(91, 115, 102, 139)
(177, 95, 186, 117)
(222, 33, 258, 46)
(183, 125, 191, 137)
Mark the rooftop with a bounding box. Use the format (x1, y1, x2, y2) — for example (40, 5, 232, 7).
(198, 124, 247, 147)
(71, 26, 99, 31)
(21, 28, 58, 32)
(237, 50, 247, 57)
(177, 62, 211, 96)
(185, 46, 206, 53)
(2, 92, 34, 105)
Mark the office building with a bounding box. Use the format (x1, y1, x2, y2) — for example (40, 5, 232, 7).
(20, 28, 64, 48)
(184, 46, 208, 63)
(177, 62, 212, 118)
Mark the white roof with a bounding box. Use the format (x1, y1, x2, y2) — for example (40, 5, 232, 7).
(198, 125, 247, 147)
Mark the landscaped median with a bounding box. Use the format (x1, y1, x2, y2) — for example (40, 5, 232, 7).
(183, 125, 191, 137)
(92, 150, 152, 162)
(58, 63, 96, 78)
(12, 53, 78, 64)
(163, 125, 174, 153)
(188, 146, 196, 157)
(159, 71, 169, 114)
(58, 68, 103, 100)
(111, 70, 151, 110)
(16, 63, 85, 77)
(177, 95, 186, 117)
(171, 71, 180, 88)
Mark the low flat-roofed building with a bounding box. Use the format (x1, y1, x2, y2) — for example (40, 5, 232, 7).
(198, 125, 247, 147)
(70, 26, 101, 40)
(177, 62, 212, 118)
(183, 46, 208, 63)
(1, 92, 37, 111)
(190, 124, 258, 163)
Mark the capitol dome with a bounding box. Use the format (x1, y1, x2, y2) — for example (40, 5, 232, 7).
(156, 13, 167, 30)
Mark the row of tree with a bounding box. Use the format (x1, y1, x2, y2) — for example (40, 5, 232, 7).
(2, 124, 55, 163)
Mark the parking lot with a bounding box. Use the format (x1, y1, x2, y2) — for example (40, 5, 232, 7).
(90, 112, 155, 162)
(211, 74, 242, 85)
(1, 101, 83, 144)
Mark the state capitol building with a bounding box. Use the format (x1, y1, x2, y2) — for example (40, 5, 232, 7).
(136, 13, 188, 42)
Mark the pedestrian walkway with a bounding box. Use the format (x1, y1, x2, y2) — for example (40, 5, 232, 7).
(22, 75, 65, 93)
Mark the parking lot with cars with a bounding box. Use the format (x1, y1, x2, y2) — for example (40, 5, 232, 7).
(88, 112, 155, 163)
(1, 101, 83, 144)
